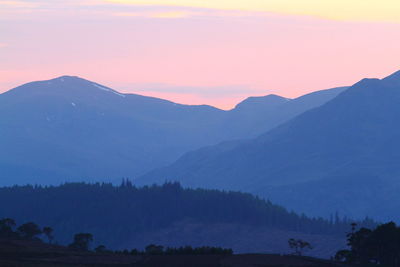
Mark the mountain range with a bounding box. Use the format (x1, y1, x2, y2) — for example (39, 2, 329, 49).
(0, 76, 345, 185)
(138, 70, 400, 222)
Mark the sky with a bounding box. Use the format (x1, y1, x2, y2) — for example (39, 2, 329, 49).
(1, 0, 399, 109)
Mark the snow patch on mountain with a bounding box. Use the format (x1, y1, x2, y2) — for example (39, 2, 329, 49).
(92, 83, 126, 98)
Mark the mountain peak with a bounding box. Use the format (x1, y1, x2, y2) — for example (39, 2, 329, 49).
(252, 94, 288, 101)
(55, 75, 80, 80)
(353, 78, 381, 87)
(45, 75, 83, 82)
(1, 75, 129, 100)
(233, 94, 289, 111)
(49, 75, 96, 85)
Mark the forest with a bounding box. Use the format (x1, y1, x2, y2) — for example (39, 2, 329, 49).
(0, 181, 375, 250)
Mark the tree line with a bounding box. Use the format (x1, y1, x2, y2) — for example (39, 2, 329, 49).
(111, 245, 233, 256)
(0, 182, 375, 248)
(0, 217, 93, 250)
(0, 218, 232, 255)
(0, 218, 53, 242)
(335, 222, 400, 267)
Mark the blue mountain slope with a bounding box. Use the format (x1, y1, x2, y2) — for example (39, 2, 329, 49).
(139, 71, 400, 221)
(0, 75, 345, 185)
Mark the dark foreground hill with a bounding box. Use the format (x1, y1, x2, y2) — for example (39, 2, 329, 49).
(0, 183, 374, 258)
(138, 70, 400, 221)
(0, 239, 350, 267)
(0, 76, 345, 185)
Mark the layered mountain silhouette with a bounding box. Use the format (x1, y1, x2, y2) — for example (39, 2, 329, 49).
(0, 76, 344, 185)
(139, 70, 400, 221)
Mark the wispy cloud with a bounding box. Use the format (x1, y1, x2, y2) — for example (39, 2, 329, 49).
(117, 83, 267, 109)
(0, 1, 38, 8)
(121, 83, 266, 96)
(0, 0, 261, 20)
(113, 10, 192, 19)
(102, 0, 400, 23)
(2, 0, 400, 22)
(151, 11, 191, 19)
(0, 43, 9, 48)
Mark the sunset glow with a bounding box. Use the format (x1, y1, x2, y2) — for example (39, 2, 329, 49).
(1, 0, 399, 109)
(106, 0, 400, 22)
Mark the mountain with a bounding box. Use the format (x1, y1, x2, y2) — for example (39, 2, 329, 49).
(138, 70, 400, 221)
(0, 182, 368, 258)
(0, 76, 225, 185)
(0, 76, 345, 185)
(220, 87, 347, 140)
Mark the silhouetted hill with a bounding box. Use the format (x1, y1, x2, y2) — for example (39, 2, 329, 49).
(0, 76, 344, 185)
(138, 70, 400, 221)
(0, 183, 373, 258)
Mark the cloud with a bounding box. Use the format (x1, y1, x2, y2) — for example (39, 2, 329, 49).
(113, 10, 192, 18)
(0, 0, 40, 16)
(0, 1, 38, 8)
(117, 84, 269, 109)
(0, 43, 9, 48)
(0, 0, 107, 13)
(103, 0, 400, 22)
(2, 0, 400, 22)
(151, 11, 191, 18)
(120, 83, 267, 97)
(0, 0, 258, 21)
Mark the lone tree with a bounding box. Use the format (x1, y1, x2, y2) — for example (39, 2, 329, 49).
(42, 226, 54, 244)
(17, 222, 42, 240)
(69, 233, 93, 251)
(288, 238, 313, 256)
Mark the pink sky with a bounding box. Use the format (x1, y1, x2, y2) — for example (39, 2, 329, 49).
(1, 1, 399, 109)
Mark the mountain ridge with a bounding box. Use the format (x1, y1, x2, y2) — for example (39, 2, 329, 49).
(137, 70, 400, 221)
(0, 76, 347, 185)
